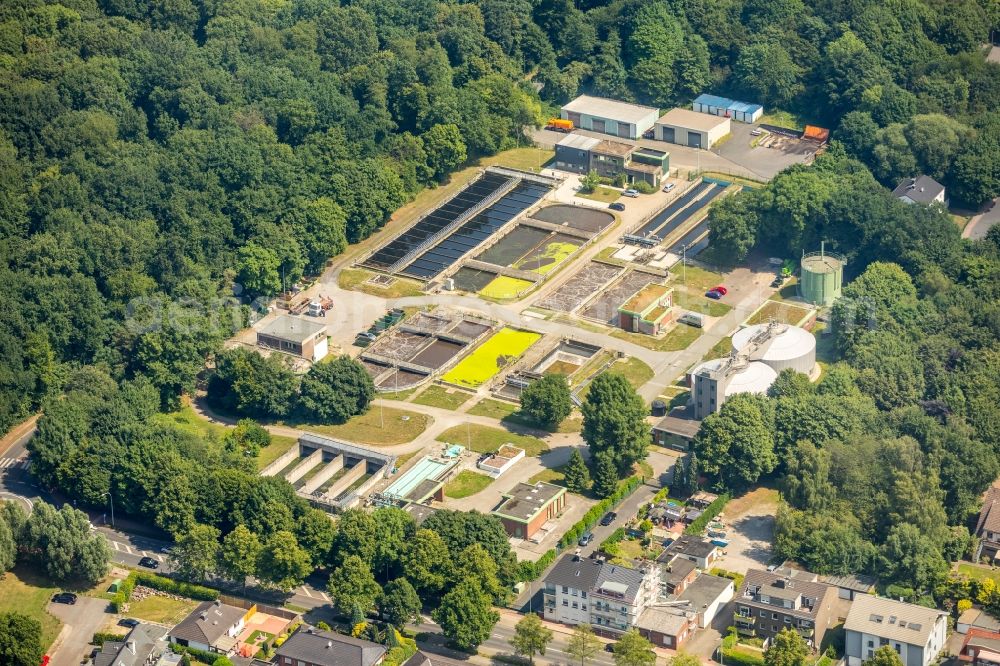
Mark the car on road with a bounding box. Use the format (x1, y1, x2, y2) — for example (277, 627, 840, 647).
(711, 285, 728, 295)
(52, 592, 77, 605)
(599, 511, 617, 526)
(118, 618, 140, 628)
(609, 202, 625, 211)
(578, 532, 594, 547)
(138, 556, 159, 569)
(160, 545, 173, 555)
(622, 189, 640, 198)
(662, 183, 675, 193)
(705, 289, 722, 300)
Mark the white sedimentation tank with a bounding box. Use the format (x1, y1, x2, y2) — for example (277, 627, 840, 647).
(732, 323, 816, 374)
(689, 358, 778, 397)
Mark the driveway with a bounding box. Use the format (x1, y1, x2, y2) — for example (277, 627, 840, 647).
(963, 198, 1000, 240)
(48, 596, 113, 666)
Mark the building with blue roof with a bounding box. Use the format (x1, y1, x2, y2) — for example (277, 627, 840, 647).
(692, 94, 763, 123)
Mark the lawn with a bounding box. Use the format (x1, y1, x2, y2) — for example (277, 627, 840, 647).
(255, 434, 299, 471)
(481, 147, 554, 172)
(338, 268, 425, 298)
(303, 407, 430, 446)
(442, 328, 541, 388)
(468, 398, 519, 420)
(760, 110, 808, 131)
(443, 470, 494, 499)
(667, 264, 725, 293)
(957, 563, 1000, 584)
(0, 567, 62, 651)
(576, 186, 621, 204)
(529, 465, 568, 486)
(436, 423, 548, 456)
(611, 357, 654, 390)
(413, 385, 473, 410)
(707, 335, 733, 359)
(126, 594, 200, 625)
(745, 300, 813, 326)
(612, 324, 701, 352)
(479, 275, 533, 300)
(674, 290, 733, 317)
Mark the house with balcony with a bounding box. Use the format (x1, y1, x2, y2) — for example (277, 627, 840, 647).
(844, 594, 947, 666)
(975, 485, 1000, 562)
(733, 569, 838, 649)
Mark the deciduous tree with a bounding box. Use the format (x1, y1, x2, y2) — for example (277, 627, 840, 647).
(612, 629, 655, 666)
(520, 374, 572, 428)
(511, 613, 553, 664)
(567, 624, 601, 666)
(328, 555, 383, 616)
(431, 579, 499, 651)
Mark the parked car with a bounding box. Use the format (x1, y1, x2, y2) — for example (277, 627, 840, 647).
(138, 556, 159, 569)
(609, 202, 625, 211)
(662, 183, 676, 193)
(712, 285, 728, 295)
(642, 128, 655, 139)
(750, 128, 764, 136)
(578, 532, 594, 547)
(622, 189, 640, 198)
(119, 618, 140, 628)
(678, 312, 705, 328)
(605, 643, 616, 653)
(599, 511, 617, 526)
(159, 545, 173, 555)
(771, 276, 785, 288)
(52, 592, 77, 605)
(705, 290, 722, 300)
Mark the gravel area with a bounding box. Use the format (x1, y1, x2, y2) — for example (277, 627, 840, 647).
(537, 262, 622, 312)
(581, 270, 657, 323)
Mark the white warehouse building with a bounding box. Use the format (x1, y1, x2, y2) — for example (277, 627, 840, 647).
(655, 108, 731, 149)
(560, 95, 660, 140)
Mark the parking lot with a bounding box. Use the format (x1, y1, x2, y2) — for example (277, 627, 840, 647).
(716, 122, 819, 180)
(713, 488, 778, 574)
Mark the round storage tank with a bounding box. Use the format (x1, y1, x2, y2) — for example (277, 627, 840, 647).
(732, 323, 816, 375)
(800, 250, 845, 306)
(689, 358, 778, 397)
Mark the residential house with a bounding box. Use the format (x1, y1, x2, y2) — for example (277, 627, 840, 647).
(844, 594, 948, 666)
(660, 535, 720, 569)
(893, 176, 947, 206)
(168, 600, 250, 655)
(960, 628, 1000, 666)
(636, 606, 697, 650)
(94, 624, 172, 666)
(661, 555, 698, 595)
(958, 608, 1000, 635)
(271, 627, 387, 666)
(734, 569, 838, 649)
(975, 485, 1000, 562)
(678, 573, 735, 628)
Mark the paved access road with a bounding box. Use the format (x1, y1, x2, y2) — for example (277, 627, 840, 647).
(48, 596, 111, 666)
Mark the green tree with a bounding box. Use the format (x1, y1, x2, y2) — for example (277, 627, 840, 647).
(693, 394, 776, 491)
(580, 171, 600, 193)
(236, 242, 282, 297)
(23, 502, 109, 583)
(0, 511, 16, 574)
(219, 525, 262, 585)
(381, 577, 422, 628)
(173, 524, 221, 581)
(431, 579, 500, 651)
(257, 530, 312, 592)
(223, 419, 271, 458)
(592, 451, 620, 499)
(566, 623, 601, 666)
(298, 356, 376, 424)
(613, 629, 655, 666)
(401, 529, 452, 600)
(328, 555, 383, 616)
(764, 628, 809, 666)
(510, 613, 553, 664)
(581, 372, 648, 475)
(520, 374, 572, 428)
(422, 124, 467, 181)
(0, 612, 44, 666)
(453, 543, 505, 603)
(732, 41, 803, 106)
(668, 652, 702, 666)
(866, 646, 905, 666)
(563, 450, 591, 494)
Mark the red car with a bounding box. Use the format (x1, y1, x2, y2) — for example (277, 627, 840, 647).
(711, 285, 728, 295)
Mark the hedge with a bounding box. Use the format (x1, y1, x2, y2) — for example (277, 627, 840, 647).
(92, 631, 128, 646)
(684, 493, 731, 535)
(517, 548, 558, 582)
(709, 567, 745, 593)
(600, 528, 626, 552)
(559, 476, 643, 548)
(135, 571, 218, 600)
(111, 574, 137, 613)
(171, 644, 218, 664)
(720, 648, 765, 666)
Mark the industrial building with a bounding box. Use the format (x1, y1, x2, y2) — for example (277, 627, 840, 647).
(690, 321, 816, 418)
(691, 94, 763, 123)
(800, 246, 846, 306)
(553, 134, 668, 186)
(492, 481, 567, 540)
(560, 95, 660, 140)
(617, 283, 675, 335)
(256, 315, 328, 362)
(655, 108, 731, 149)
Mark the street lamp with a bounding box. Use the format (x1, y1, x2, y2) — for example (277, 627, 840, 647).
(103, 491, 114, 528)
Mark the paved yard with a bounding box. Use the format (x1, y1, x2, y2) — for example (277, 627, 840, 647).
(48, 596, 113, 666)
(716, 123, 816, 180)
(714, 488, 779, 575)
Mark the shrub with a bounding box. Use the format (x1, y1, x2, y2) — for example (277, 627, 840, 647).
(517, 549, 558, 582)
(684, 493, 731, 535)
(720, 647, 765, 666)
(171, 644, 219, 664)
(111, 574, 137, 612)
(600, 528, 626, 552)
(957, 598, 973, 614)
(709, 568, 745, 593)
(92, 631, 127, 646)
(634, 181, 655, 194)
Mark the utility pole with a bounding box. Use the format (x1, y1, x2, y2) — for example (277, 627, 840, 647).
(104, 492, 115, 528)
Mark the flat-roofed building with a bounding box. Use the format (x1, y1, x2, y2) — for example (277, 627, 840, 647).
(561, 95, 660, 140)
(554, 134, 601, 174)
(692, 94, 763, 123)
(257, 315, 328, 362)
(617, 283, 675, 335)
(554, 135, 664, 186)
(492, 481, 567, 540)
(655, 108, 731, 149)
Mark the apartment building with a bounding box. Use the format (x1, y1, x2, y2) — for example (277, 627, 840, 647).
(844, 595, 948, 666)
(734, 569, 838, 649)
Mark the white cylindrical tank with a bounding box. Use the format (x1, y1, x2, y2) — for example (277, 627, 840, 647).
(689, 358, 778, 397)
(732, 323, 816, 374)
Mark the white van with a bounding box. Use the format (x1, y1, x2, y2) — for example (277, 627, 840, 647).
(678, 312, 705, 328)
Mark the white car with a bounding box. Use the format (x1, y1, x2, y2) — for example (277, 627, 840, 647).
(750, 128, 764, 136)
(623, 189, 640, 197)
(662, 183, 675, 193)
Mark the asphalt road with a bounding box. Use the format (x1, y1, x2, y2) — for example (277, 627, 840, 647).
(48, 596, 111, 666)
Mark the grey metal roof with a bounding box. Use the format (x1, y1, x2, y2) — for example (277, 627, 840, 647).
(595, 563, 647, 603)
(557, 134, 600, 151)
(258, 314, 326, 343)
(843, 594, 946, 646)
(169, 600, 246, 647)
(892, 175, 945, 203)
(820, 573, 877, 593)
(656, 108, 730, 131)
(276, 628, 387, 666)
(677, 573, 733, 611)
(545, 554, 604, 592)
(562, 95, 659, 124)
